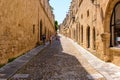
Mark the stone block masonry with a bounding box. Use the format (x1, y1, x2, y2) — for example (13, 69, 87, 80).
(60, 0, 120, 66)
(0, 0, 55, 64)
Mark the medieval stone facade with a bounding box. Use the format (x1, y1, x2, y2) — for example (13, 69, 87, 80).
(60, 0, 120, 66)
(0, 0, 55, 64)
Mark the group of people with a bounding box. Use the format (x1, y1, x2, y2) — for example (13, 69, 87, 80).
(42, 34, 54, 45)
(42, 33, 59, 45)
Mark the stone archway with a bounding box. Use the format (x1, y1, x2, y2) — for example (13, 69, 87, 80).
(103, 0, 120, 47)
(104, 0, 120, 35)
(110, 2, 120, 47)
(103, 0, 120, 61)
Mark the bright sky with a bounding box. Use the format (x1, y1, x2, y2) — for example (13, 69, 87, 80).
(49, 0, 72, 24)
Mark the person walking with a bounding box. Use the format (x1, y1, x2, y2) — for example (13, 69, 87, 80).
(42, 34, 46, 45)
(49, 35, 53, 45)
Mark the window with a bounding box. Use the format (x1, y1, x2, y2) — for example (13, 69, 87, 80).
(45, 27, 46, 35)
(81, 14, 83, 19)
(110, 2, 120, 47)
(33, 24, 35, 34)
(79, 1, 81, 7)
(87, 10, 89, 17)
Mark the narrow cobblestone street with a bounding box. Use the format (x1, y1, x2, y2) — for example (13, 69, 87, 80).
(1, 0, 120, 80)
(9, 35, 104, 80)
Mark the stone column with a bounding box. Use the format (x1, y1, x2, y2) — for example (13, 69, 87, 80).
(100, 32, 112, 62)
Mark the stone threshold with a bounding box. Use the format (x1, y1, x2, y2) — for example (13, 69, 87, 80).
(0, 42, 49, 80)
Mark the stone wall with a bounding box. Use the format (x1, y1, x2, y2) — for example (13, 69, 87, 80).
(61, 0, 120, 66)
(0, 0, 55, 64)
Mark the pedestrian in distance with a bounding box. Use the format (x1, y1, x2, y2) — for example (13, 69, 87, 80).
(49, 35, 53, 45)
(42, 34, 46, 45)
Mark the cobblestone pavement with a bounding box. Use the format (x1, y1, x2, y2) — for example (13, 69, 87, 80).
(69, 36, 120, 80)
(10, 36, 105, 80)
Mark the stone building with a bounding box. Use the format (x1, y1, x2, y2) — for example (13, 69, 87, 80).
(0, 0, 55, 64)
(60, 0, 120, 66)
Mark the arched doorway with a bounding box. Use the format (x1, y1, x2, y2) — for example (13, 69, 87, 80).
(79, 23, 81, 43)
(87, 27, 90, 48)
(110, 2, 120, 47)
(76, 24, 79, 42)
(81, 25, 83, 43)
(40, 20, 43, 40)
(74, 29, 76, 40)
(45, 27, 46, 35)
(93, 27, 96, 49)
(69, 29, 71, 38)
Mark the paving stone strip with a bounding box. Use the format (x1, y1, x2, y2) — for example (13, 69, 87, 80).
(68, 35, 120, 80)
(9, 35, 105, 80)
(1, 35, 106, 80)
(0, 43, 49, 80)
(13, 74, 29, 79)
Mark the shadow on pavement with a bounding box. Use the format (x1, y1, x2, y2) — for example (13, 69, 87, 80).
(10, 35, 98, 80)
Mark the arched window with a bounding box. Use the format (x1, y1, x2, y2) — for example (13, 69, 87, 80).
(76, 24, 79, 41)
(40, 20, 43, 40)
(45, 27, 46, 35)
(110, 2, 120, 47)
(81, 25, 83, 43)
(74, 29, 76, 39)
(93, 27, 96, 49)
(87, 26, 90, 48)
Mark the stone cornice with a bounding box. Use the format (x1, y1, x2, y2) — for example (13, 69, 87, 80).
(39, 0, 55, 30)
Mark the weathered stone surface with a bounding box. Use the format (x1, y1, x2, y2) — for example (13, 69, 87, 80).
(12, 74, 29, 79)
(0, 44, 48, 79)
(9, 35, 105, 80)
(60, 0, 120, 66)
(0, 0, 55, 64)
(87, 74, 104, 80)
